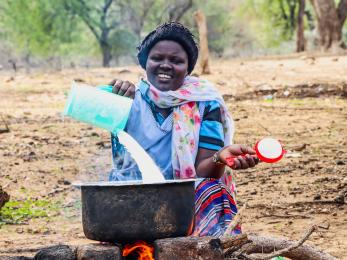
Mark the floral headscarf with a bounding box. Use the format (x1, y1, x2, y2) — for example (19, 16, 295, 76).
(143, 76, 235, 189)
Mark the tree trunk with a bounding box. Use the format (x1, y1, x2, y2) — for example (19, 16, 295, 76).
(194, 10, 210, 75)
(310, 0, 347, 51)
(101, 43, 112, 67)
(289, 0, 297, 33)
(297, 0, 306, 52)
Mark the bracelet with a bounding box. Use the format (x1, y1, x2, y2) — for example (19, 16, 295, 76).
(212, 152, 223, 165)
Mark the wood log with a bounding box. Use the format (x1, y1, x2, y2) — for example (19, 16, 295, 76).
(242, 233, 336, 260)
(220, 233, 251, 257)
(220, 233, 249, 250)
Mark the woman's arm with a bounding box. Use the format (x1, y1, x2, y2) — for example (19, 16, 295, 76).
(195, 145, 259, 179)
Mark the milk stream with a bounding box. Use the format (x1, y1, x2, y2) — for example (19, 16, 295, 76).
(117, 130, 165, 183)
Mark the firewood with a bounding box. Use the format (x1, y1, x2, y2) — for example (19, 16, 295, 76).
(220, 233, 251, 256)
(223, 203, 246, 237)
(238, 227, 336, 260)
(220, 233, 249, 250)
(245, 225, 319, 260)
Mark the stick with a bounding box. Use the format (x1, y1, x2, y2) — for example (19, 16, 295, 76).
(258, 213, 312, 219)
(2, 181, 11, 189)
(248, 199, 344, 209)
(223, 203, 246, 237)
(0, 114, 10, 134)
(258, 123, 272, 135)
(245, 225, 322, 260)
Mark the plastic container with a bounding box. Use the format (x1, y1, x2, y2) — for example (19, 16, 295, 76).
(64, 82, 133, 134)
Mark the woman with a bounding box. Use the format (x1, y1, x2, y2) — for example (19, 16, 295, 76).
(108, 22, 258, 237)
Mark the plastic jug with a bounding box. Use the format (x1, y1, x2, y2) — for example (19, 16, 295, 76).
(64, 81, 133, 134)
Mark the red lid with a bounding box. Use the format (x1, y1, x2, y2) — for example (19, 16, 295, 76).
(255, 138, 285, 163)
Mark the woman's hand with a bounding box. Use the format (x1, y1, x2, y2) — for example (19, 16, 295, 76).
(109, 79, 136, 99)
(195, 144, 259, 179)
(217, 144, 259, 170)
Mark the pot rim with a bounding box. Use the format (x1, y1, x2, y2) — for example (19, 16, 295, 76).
(73, 179, 196, 187)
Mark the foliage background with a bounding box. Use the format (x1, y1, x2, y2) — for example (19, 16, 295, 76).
(0, 0, 346, 69)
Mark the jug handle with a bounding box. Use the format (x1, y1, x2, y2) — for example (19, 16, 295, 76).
(97, 85, 113, 93)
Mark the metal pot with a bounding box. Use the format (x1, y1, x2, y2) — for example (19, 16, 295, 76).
(76, 179, 195, 243)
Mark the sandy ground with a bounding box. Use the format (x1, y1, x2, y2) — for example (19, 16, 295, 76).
(0, 54, 346, 258)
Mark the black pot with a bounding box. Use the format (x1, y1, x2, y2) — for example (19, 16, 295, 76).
(76, 179, 195, 243)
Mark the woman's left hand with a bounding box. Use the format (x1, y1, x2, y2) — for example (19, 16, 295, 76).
(217, 144, 259, 170)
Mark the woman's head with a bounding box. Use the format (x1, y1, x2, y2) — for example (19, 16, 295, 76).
(137, 22, 198, 91)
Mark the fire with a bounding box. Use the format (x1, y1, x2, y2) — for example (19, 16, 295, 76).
(123, 241, 154, 260)
(187, 219, 194, 236)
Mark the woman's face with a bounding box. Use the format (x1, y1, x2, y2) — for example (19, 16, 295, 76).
(146, 40, 189, 91)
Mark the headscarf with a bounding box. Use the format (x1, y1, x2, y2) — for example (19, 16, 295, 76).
(137, 22, 199, 74)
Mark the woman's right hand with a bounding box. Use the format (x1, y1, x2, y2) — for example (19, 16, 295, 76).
(217, 144, 259, 170)
(109, 79, 136, 99)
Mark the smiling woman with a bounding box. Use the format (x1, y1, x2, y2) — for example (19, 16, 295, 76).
(106, 22, 259, 237)
(146, 40, 188, 92)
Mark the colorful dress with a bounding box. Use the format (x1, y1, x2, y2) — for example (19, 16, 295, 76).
(109, 77, 240, 237)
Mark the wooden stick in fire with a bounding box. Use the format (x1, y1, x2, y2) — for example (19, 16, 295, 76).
(223, 203, 246, 238)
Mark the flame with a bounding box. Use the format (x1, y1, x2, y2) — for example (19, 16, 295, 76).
(187, 218, 194, 236)
(123, 241, 154, 260)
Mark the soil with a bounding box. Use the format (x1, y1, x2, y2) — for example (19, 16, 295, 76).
(0, 54, 346, 258)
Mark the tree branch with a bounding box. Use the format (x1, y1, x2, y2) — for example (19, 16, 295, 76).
(64, 0, 102, 42)
(169, 0, 193, 21)
(279, 0, 289, 21)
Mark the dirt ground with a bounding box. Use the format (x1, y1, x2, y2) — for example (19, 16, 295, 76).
(0, 54, 346, 259)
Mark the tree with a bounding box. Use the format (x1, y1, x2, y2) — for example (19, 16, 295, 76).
(236, 0, 300, 50)
(188, 0, 234, 56)
(310, 0, 347, 51)
(279, 0, 298, 37)
(296, 0, 306, 52)
(63, 0, 194, 67)
(117, 0, 156, 41)
(0, 0, 78, 61)
(140, 0, 194, 36)
(63, 0, 122, 67)
(167, 0, 193, 21)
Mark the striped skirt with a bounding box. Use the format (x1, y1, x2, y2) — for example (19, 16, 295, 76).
(193, 178, 241, 237)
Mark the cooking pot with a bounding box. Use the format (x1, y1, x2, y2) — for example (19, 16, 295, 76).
(75, 179, 195, 243)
